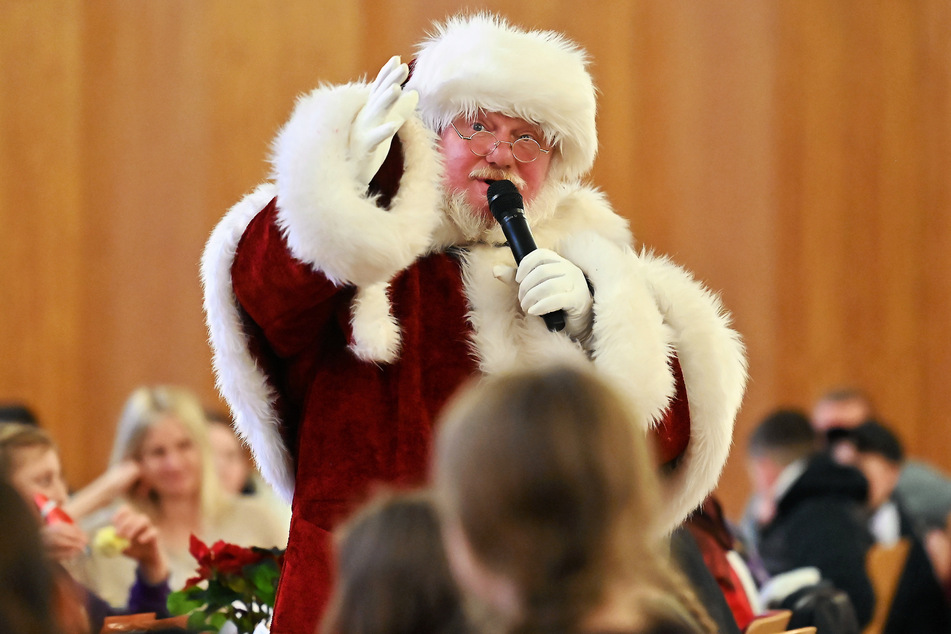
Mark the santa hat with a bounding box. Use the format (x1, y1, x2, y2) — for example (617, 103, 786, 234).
(405, 13, 598, 182)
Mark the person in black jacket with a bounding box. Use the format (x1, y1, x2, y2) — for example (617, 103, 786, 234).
(746, 409, 875, 628)
(833, 420, 951, 634)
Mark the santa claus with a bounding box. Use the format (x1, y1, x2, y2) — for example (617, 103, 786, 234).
(201, 12, 747, 633)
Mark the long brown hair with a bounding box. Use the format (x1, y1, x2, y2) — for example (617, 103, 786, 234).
(434, 365, 713, 633)
(321, 490, 468, 634)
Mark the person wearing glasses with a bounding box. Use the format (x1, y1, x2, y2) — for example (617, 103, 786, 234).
(202, 13, 747, 634)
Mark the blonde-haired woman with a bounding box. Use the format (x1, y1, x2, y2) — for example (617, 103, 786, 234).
(84, 385, 288, 605)
(433, 366, 716, 634)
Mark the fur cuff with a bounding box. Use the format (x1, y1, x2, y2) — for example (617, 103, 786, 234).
(558, 234, 677, 425)
(271, 83, 443, 288)
(640, 253, 749, 532)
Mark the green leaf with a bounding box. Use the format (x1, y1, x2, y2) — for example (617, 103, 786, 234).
(206, 581, 242, 608)
(187, 611, 210, 631)
(224, 575, 250, 595)
(166, 589, 205, 616)
(208, 612, 229, 630)
(250, 561, 280, 600)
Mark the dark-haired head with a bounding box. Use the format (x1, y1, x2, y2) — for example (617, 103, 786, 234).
(849, 419, 904, 464)
(0, 477, 60, 633)
(321, 490, 468, 634)
(748, 409, 818, 466)
(0, 403, 39, 427)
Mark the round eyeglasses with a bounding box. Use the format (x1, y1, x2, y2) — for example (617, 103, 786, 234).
(450, 122, 551, 163)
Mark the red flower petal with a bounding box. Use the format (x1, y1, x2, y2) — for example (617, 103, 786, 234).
(189, 534, 210, 562)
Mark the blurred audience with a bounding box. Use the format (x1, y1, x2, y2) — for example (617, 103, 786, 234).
(831, 420, 951, 633)
(0, 422, 171, 634)
(745, 408, 873, 628)
(206, 410, 254, 496)
(206, 409, 292, 533)
(812, 387, 951, 532)
(810, 387, 875, 436)
(321, 490, 468, 634)
(433, 365, 713, 634)
(0, 402, 40, 426)
(667, 523, 743, 633)
(681, 495, 762, 631)
(0, 402, 145, 523)
(0, 476, 68, 634)
(81, 385, 288, 605)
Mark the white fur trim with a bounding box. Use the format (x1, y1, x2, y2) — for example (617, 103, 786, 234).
(272, 83, 444, 288)
(349, 283, 401, 363)
(406, 12, 597, 182)
(458, 184, 746, 532)
(461, 183, 642, 377)
(559, 235, 677, 425)
(463, 245, 591, 376)
(640, 253, 749, 532)
(201, 183, 296, 502)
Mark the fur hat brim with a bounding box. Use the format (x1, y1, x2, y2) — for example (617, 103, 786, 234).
(406, 12, 598, 182)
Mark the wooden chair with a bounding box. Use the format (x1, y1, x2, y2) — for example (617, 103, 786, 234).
(863, 538, 911, 634)
(101, 613, 190, 632)
(744, 609, 793, 634)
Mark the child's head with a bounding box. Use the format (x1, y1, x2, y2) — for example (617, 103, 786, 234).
(0, 423, 68, 508)
(322, 490, 467, 634)
(433, 365, 666, 631)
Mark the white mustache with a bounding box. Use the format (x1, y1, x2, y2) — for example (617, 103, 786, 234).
(469, 168, 527, 191)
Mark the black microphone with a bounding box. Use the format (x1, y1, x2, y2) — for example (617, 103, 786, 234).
(487, 180, 566, 332)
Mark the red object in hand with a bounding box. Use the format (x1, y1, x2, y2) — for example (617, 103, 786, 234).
(33, 492, 74, 525)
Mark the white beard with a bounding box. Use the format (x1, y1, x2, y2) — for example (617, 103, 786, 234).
(428, 180, 564, 253)
(431, 191, 496, 249)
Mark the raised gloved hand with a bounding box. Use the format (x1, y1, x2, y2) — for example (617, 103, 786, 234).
(349, 55, 419, 188)
(512, 248, 594, 339)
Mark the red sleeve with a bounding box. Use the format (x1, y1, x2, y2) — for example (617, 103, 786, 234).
(650, 355, 692, 468)
(231, 197, 354, 359)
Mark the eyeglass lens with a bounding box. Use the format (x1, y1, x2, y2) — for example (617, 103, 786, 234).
(468, 131, 541, 162)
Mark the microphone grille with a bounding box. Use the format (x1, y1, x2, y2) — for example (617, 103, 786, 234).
(486, 180, 523, 221)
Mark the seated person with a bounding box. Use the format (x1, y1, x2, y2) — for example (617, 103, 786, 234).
(0, 422, 171, 634)
(206, 410, 254, 496)
(320, 490, 468, 634)
(812, 387, 951, 532)
(745, 409, 874, 628)
(832, 420, 951, 634)
(432, 365, 714, 634)
(0, 477, 67, 633)
(681, 495, 762, 631)
(82, 385, 288, 605)
(206, 409, 291, 533)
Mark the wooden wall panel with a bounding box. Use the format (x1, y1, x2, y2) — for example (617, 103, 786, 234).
(0, 1, 85, 463)
(920, 0, 951, 469)
(1, 0, 948, 521)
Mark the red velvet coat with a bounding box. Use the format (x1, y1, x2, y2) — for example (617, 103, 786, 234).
(232, 201, 479, 629)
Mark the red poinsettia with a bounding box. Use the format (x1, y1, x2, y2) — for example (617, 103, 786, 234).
(184, 535, 268, 588)
(169, 534, 284, 632)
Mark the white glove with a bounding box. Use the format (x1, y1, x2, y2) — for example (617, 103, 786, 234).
(349, 56, 419, 188)
(513, 248, 594, 339)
